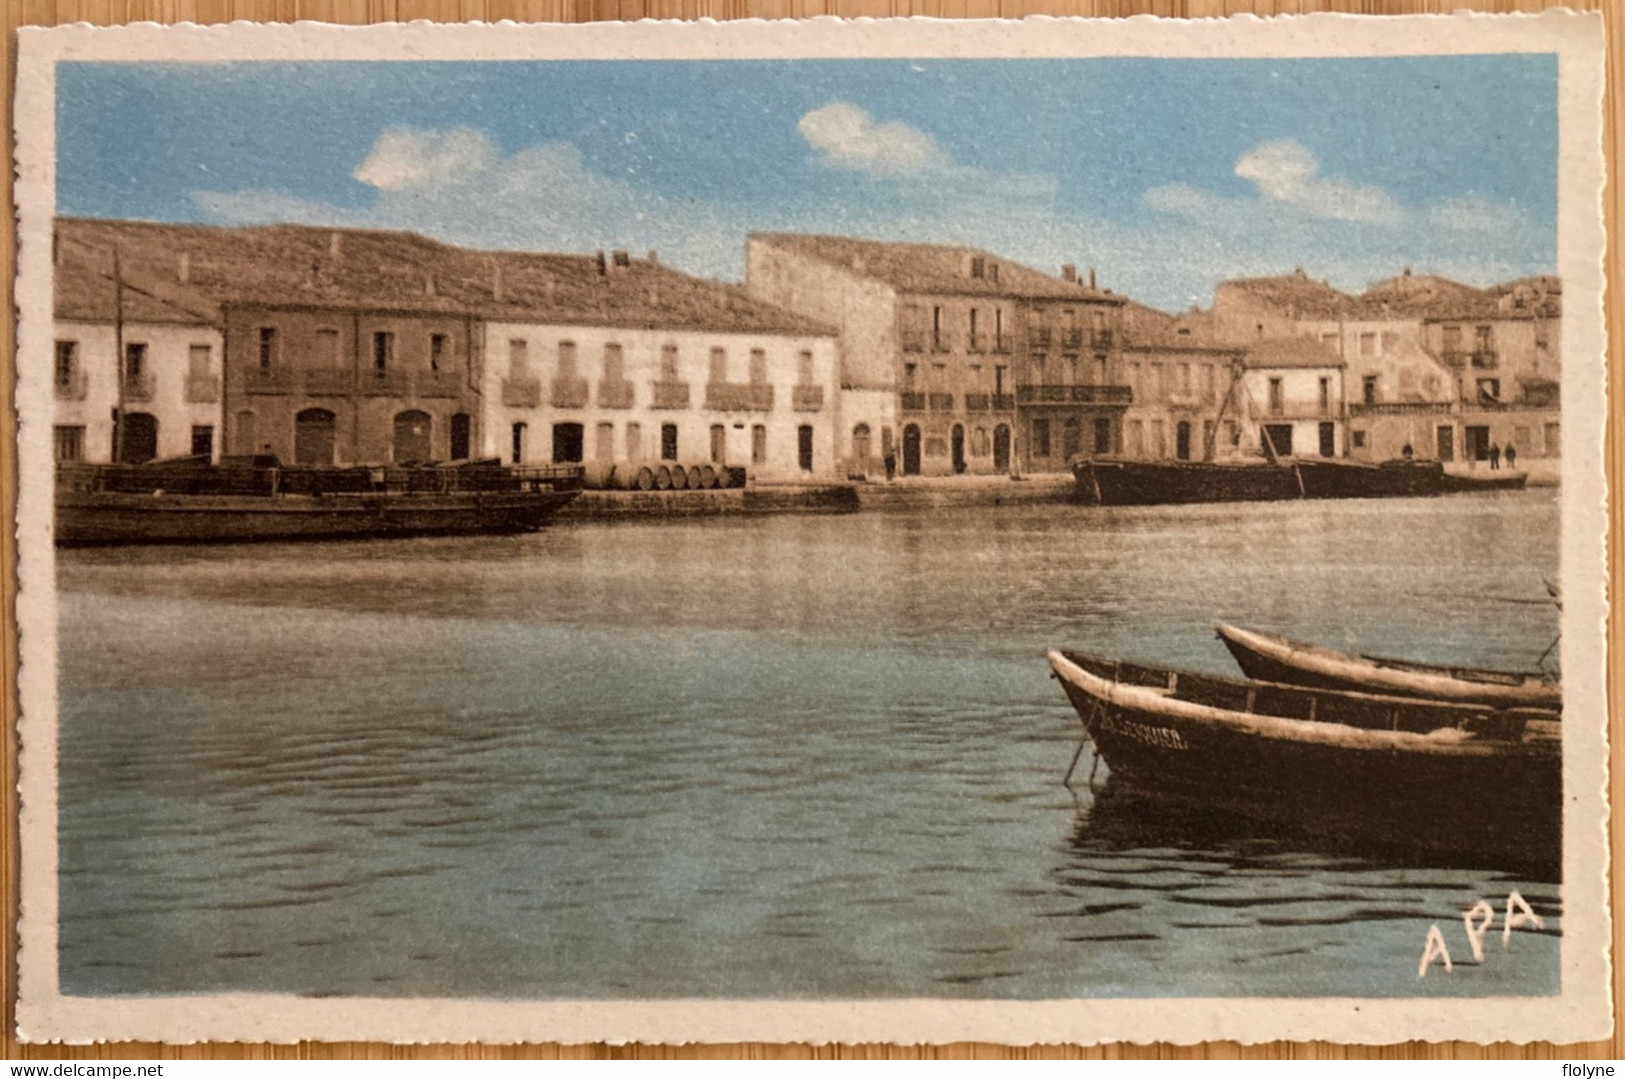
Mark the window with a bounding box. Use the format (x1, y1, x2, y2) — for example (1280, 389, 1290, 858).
(53, 425, 84, 462)
(602, 343, 624, 380)
(1127, 362, 1140, 397)
(968, 308, 981, 349)
(54, 341, 77, 387)
(123, 342, 147, 380)
(1093, 417, 1112, 455)
(1477, 378, 1502, 402)
(430, 333, 448, 372)
(1031, 418, 1051, 457)
(510, 422, 527, 464)
(372, 331, 393, 373)
(450, 414, 471, 460)
(191, 425, 214, 457)
(1320, 332, 1338, 350)
(1362, 375, 1378, 405)
(1475, 325, 1494, 349)
(1318, 377, 1330, 413)
(970, 256, 985, 278)
(661, 423, 679, 461)
(709, 347, 727, 383)
(710, 424, 727, 464)
(994, 309, 1005, 349)
(257, 327, 277, 370)
(314, 330, 340, 368)
(188, 344, 212, 379)
(595, 422, 615, 463)
(1352, 430, 1367, 449)
(625, 422, 643, 462)
(661, 345, 680, 381)
(1177, 363, 1191, 394)
(903, 363, 918, 389)
(994, 366, 1007, 396)
(1126, 420, 1143, 457)
(1150, 419, 1166, 458)
(932, 306, 944, 349)
(1202, 364, 1216, 401)
(509, 339, 529, 378)
(558, 340, 578, 378)
(552, 422, 584, 464)
(1442, 325, 1462, 353)
(797, 350, 814, 385)
(1380, 331, 1399, 354)
(798, 425, 814, 472)
(1267, 377, 1283, 415)
(1358, 332, 1376, 357)
(749, 349, 767, 385)
(751, 424, 767, 465)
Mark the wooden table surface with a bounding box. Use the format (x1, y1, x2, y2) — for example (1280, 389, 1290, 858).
(2, 0, 1618, 1061)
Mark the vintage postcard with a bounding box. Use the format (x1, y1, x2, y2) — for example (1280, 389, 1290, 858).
(11, 12, 1611, 1045)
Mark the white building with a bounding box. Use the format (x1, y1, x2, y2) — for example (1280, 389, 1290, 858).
(1229, 337, 1347, 460)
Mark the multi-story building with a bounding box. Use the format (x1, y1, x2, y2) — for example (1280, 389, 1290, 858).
(746, 233, 1129, 476)
(1233, 338, 1347, 459)
(1211, 267, 1560, 464)
(50, 219, 841, 481)
(1117, 303, 1245, 461)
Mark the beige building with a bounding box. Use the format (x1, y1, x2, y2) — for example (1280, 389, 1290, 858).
(746, 233, 1129, 476)
(1117, 303, 1245, 461)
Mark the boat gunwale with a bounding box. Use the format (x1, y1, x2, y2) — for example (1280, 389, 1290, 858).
(1215, 622, 1556, 692)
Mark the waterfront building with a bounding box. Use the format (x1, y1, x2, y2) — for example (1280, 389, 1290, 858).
(1210, 267, 1560, 464)
(52, 234, 226, 464)
(1117, 303, 1245, 461)
(746, 233, 1129, 476)
(1233, 337, 1347, 459)
(51, 219, 841, 480)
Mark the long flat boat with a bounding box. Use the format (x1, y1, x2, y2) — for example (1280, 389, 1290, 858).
(56, 457, 582, 546)
(1075, 456, 1448, 506)
(1291, 457, 1444, 499)
(1215, 622, 1561, 710)
(1047, 649, 1560, 870)
(1439, 469, 1530, 493)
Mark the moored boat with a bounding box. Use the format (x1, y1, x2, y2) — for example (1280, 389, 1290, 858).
(1291, 457, 1444, 499)
(1075, 457, 1300, 506)
(1439, 469, 1530, 493)
(1047, 649, 1560, 870)
(1214, 623, 1561, 710)
(56, 457, 582, 546)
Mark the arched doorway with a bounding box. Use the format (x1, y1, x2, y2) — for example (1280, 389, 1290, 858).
(992, 424, 1011, 473)
(294, 408, 336, 466)
(950, 424, 966, 474)
(449, 413, 471, 461)
(394, 410, 432, 464)
(1176, 420, 1192, 461)
(852, 423, 872, 473)
(902, 424, 922, 476)
(114, 412, 158, 463)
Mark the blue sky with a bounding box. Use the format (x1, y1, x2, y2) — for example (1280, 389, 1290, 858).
(57, 56, 1557, 310)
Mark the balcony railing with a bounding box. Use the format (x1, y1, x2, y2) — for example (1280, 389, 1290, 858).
(705, 382, 774, 411)
(900, 391, 927, 412)
(303, 369, 353, 396)
(1016, 384, 1133, 405)
(243, 368, 294, 395)
(930, 334, 953, 353)
(928, 392, 955, 412)
(119, 370, 156, 402)
(358, 370, 411, 397)
(54, 369, 86, 401)
(1092, 330, 1115, 349)
(501, 377, 541, 409)
(1349, 401, 1452, 417)
(598, 379, 635, 409)
(992, 393, 1015, 411)
(900, 332, 927, 353)
(1029, 329, 1053, 349)
(651, 380, 690, 409)
(1440, 350, 1498, 370)
(1060, 329, 1085, 349)
(415, 371, 463, 399)
(184, 374, 220, 403)
(791, 384, 824, 411)
(1469, 350, 1499, 370)
(967, 333, 988, 354)
(551, 376, 589, 409)
(963, 393, 991, 412)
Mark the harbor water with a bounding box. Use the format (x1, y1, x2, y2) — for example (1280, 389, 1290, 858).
(57, 489, 1563, 1000)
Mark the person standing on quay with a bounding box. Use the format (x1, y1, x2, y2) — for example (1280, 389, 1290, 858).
(1489, 442, 1502, 470)
(1506, 443, 1518, 470)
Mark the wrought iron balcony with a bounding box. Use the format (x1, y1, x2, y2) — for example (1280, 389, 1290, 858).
(1029, 329, 1053, 349)
(928, 392, 955, 411)
(791, 384, 824, 411)
(991, 393, 1015, 411)
(598, 379, 635, 409)
(184, 374, 220, 403)
(651, 380, 690, 409)
(899, 391, 927, 412)
(54, 369, 86, 401)
(1015, 384, 1132, 405)
(963, 393, 991, 412)
(1469, 350, 1499, 370)
(1092, 330, 1115, 349)
(501, 377, 541, 408)
(415, 371, 462, 399)
(302, 369, 353, 396)
(705, 382, 774, 411)
(551, 376, 590, 409)
(243, 368, 294, 395)
(1348, 401, 1452, 417)
(358, 369, 411, 397)
(1060, 329, 1085, 349)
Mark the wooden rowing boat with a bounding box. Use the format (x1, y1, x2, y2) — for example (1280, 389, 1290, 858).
(1047, 649, 1560, 872)
(1214, 623, 1560, 710)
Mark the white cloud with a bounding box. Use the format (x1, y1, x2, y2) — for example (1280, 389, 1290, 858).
(1233, 139, 1401, 224)
(353, 127, 499, 191)
(797, 102, 949, 178)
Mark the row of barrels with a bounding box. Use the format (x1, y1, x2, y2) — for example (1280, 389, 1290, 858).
(581, 462, 749, 491)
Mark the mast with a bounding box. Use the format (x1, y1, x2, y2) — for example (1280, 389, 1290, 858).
(112, 244, 127, 465)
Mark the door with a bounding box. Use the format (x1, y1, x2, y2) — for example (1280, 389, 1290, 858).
(1175, 421, 1192, 461)
(992, 424, 1011, 472)
(852, 424, 872, 473)
(1436, 425, 1454, 462)
(449, 413, 471, 461)
(1465, 425, 1491, 462)
(552, 421, 585, 464)
(798, 425, 814, 472)
(1318, 422, 1335, 458)
(294, 408, 336, 466)
(1062, 418, 1082, 462)
(115, 412, 158, 464)
(190, 425, 214, 459)
(1262, 424, 1293, 458)
(710, 424, 727, 464)
(1094, 417, 1113, 455)
(950, 424, 966, 474)
(902, 424, 922, 476)
(394, 410, 432, 464)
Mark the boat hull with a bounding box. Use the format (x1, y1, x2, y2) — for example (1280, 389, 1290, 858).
(56, 488, 579, 546)
(1215, 622, 1561, 710)
(1048, 651, 1560, 872)
(1292, 458, 1444, 499)
(1077, 458, 1300, 505)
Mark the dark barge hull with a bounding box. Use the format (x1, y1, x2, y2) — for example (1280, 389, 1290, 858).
(1292, 458, 1444, 499)
(1048, 650, 1560, 872)
(1076, 458, 1300, 505)
(1215, 623, 1561, 710)
(1440, 471, 1530, 493)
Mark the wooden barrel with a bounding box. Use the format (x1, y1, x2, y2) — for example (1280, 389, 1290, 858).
(669, 463, 689, 490)
(655, 465, 672, 490)
(686, 465, 706, 490)
(581, 462, 617, 489)
(635, 465, 656, 491)
(698, 464, 718, 489)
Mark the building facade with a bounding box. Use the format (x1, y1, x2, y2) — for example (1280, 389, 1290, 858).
(747, 234, 1129, 476)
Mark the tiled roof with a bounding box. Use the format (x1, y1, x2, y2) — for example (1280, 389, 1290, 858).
(1220, 267, 1563, 322)
(53, 218, 835, 338)
(750, 232, 1123, 303)
(54, 253, 219, 325)
(1243, 336, 1345, 370)
(1218, 271, 1354, 319)
(1119, 301, 1243, 352)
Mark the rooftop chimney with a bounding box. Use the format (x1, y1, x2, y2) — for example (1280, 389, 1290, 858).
(178, 252, 191, 284)
(490, 258, 504, 302)
(329, 232, 343, 262)
(595, 250, 608, 276)
(647, 250, 659, 265)
(1089, 268, 1098, 290)
(612, 250, 631, 269)
(1060, 263, 1077, 283)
